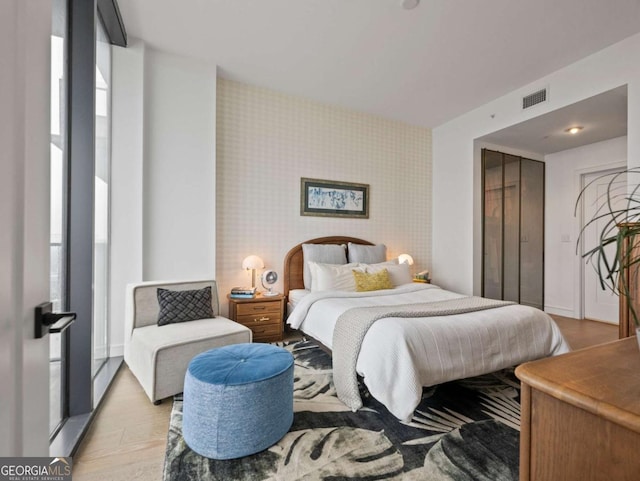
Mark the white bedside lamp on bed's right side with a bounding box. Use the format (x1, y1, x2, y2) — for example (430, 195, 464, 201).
(398, 254, 414, 266)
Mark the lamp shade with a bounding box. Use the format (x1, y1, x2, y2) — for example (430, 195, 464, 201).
(398, 254, 414, 265)
(242, 255, 264, 271)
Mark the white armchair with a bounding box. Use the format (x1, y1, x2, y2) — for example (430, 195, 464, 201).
(124, 279, 252, 404)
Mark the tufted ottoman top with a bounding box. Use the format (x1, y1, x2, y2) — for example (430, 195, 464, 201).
(188, 343, 293, 386)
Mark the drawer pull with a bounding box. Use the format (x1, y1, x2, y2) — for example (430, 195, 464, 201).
(254, 316, 270, 322)
(252, 306, 266, 311)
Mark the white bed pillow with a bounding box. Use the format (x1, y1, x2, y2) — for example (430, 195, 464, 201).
(365, 261, 412, 287)
(302, 243, 347, 289)
(288, 289, 310, 308)
(347, 243, 387, 264)
(309, 262, 363, 292)
(361, 259, 399, 269)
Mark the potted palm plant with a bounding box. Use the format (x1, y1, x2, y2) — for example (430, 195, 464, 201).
(576, 167, 640, 347)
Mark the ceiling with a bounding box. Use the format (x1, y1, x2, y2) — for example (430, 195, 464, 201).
(118, 0, 640, 128)
(479, 85, 628, 155)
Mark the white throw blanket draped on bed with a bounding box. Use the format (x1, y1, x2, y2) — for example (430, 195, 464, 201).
(332, 296, 515, 413)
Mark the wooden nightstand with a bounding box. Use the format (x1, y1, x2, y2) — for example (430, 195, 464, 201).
(227, 293, 285, 343)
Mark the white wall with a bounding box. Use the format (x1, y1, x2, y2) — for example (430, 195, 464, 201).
(216, 79, 432, 314)
(143, 49, 217, 281)
(110, 42, 217, 354)
(544, 136, 627, 318)
(433, 32, 640, 296)
(110, 39, 145, 356)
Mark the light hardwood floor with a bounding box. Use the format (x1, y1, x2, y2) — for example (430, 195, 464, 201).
(72, 366, 172, 481)
(72, 316, 618, 480)
(550, 315, 618, 350)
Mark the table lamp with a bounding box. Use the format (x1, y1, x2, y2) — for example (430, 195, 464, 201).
(242, 255, 264, 288)
(398, 254, 414, 265)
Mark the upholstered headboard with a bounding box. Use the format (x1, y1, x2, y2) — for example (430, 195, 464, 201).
(283, 236, 374, 296)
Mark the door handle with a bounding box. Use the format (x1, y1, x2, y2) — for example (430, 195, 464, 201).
(35, 301, 76, 338)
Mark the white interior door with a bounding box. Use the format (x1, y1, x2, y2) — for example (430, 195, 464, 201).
(0, 0, 52, 456)
(582, 170, 626, 324)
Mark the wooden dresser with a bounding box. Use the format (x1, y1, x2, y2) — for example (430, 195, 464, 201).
(227, 293, 285, 343)
(516, 337, 640, 481)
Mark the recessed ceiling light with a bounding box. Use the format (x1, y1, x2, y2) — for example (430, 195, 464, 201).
(566, 126, 583, 135)
(402, 0, 420, 10)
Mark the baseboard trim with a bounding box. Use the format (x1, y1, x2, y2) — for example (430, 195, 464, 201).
(109, 344, 124, 357)
(544, 305, 576, 318)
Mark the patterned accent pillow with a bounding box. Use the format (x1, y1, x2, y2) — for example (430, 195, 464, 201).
(353, 269, 394, 292)
(157, 286, 214, 326)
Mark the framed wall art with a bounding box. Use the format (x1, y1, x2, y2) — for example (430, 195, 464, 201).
(300, 178, 369, 218)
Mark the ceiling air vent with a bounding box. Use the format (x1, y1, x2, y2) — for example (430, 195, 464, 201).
(522, 88, 547, 109)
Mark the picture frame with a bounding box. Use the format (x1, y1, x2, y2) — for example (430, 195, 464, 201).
(300, 177, 369, 218)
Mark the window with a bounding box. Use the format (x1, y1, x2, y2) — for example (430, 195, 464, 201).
(49, 0, 68, 438)
(93, 16, 111, 378)
(50, 0, 125, 454)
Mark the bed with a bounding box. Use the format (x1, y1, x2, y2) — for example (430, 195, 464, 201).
(284, 236, 570, 421)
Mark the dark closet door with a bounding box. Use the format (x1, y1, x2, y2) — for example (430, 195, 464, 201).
(482, 150, 504, 301)
(520, 159, 544, 309)
(481, 149, 544, 309)
(503, 154, 521, 303)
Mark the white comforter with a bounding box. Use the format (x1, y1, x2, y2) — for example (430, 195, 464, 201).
(287, 283, 570, 421)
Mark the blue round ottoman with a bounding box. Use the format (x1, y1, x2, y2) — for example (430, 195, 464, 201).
(182, 343, 294, 460)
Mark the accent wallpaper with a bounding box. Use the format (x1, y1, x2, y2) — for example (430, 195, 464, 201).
(216, 78, 432, 313)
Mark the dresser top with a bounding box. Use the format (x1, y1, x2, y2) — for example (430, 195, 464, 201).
(516, 337, 640, 433)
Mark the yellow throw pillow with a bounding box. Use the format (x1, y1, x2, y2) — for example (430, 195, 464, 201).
(353, 269, 394, 292)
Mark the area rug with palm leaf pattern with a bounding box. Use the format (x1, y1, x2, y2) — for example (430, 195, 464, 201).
(163, 339, 521, 480)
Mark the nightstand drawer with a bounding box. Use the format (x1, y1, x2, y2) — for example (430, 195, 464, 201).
(236, 302, 281, 317)
(250, 324, 282, 342)
(235, 313, 280, 327)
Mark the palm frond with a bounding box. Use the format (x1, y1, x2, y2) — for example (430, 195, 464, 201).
(480, 392, 521, 431)
(402, 407, 475, 446)
(406, 407, 473, 433)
